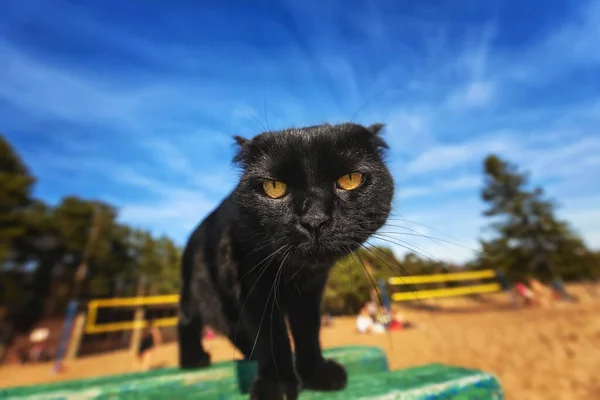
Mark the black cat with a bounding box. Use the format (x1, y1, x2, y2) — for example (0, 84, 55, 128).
(178, 122, 394, 399)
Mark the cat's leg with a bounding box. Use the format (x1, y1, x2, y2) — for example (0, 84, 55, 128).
(245, 299, 300, 400)
(287, 282, 348, 392)
(227, 324, 258, 361)
(178, 298, 211, 369)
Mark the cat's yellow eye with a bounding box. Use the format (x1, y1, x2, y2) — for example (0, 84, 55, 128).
(336, 172, 363, 191)
(262, 179, 288, 199)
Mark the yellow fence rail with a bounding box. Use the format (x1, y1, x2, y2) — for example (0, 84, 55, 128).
(391, 283, 502, 302)
(388, 269, 497, 285)
(388, 269, 502, 302)
(84, 269, 503, 333)
(85, 294, 179, 334)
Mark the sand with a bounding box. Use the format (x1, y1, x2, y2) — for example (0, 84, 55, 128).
(1, 286, 599, 399)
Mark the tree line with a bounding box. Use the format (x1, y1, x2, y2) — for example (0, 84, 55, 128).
(1, 136, 180, 336)
(1, 133, 599, 330)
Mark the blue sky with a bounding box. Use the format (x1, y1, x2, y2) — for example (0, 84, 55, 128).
(1, 0, 599, 263)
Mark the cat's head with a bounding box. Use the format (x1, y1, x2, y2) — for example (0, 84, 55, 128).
(233, 122, 394, 265)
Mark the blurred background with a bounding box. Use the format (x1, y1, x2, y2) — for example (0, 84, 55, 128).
(1, 0, 599, 399)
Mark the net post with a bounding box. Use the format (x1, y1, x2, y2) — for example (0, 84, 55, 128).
(129, 307, 146, 356)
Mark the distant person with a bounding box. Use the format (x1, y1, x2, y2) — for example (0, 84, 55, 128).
(356, 306, 374, 334)
(515, 282, 535, 305)
(202, 326, 217, 354)
(374, 307, 391, 325)
(387, 309, 418, 331)
(529, 278, 552, 306)
(138, 319, 162, 371)
(550, 278, 576, 302)
(387, 311, 404, 331)
(365, 300, 378, 318)
(204, 326, 216, 340)
(29, 327, 51, 362)
(356, 306, 385, 334)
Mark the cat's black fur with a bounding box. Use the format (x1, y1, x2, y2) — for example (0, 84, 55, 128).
(178, 122, 394, 399)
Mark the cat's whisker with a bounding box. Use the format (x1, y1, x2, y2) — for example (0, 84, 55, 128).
(285, 259, 305, 283)
(386, 216, 468, 245)
(248, 274, 275, 362)
(347, 249, 383, 308)
(343, 246, 356, 299)
(377, 230, 480, 260)
(233, 245, 288, 360)
(290, 254, 306, 294)
(263, 82, 271, 132)
(274, 251, 291, 312)
(360, 242, 426, 306)
(358, 245, 407, 315)
(371, 234, 441, 263)
(269, 252, 289, 378)
(239, 244, 290, 281)
(380, 224, 480, 253)
(349, 223, 476, 262)
(349, 89, 388, 123)
(249, 249, 290, 363)
(359, 241, 406, 279)
(345, 249, 396, 353)
(230, 106, 268, 132)
(244, 236, 283, 257)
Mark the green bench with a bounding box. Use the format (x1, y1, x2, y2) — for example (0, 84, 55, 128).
(1, 346, 503, 399)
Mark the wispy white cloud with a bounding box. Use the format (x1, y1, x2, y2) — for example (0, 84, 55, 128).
(119, 191, 217, 236)
(0, 40, 139, 127)
(399, 175, 481, 200)
(446, 80, 495, 110)
(403, 135, 512, 177)
(444, 26, 497, 110)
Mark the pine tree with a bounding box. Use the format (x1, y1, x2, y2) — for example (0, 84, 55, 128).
(0, 134, 36, 264)
(479, 154, 596, 282)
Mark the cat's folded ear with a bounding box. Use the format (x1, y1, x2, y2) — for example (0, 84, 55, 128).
(365, 123, 389, 150)
(367, 123, 385, 136)
(233, 135, 249, 147)
(232, 135, 250, 166)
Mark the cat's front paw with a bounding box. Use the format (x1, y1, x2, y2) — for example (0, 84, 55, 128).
(179, 350, 211, 369)
(300, 359, 347, 392)
(250, 376, 300, 400)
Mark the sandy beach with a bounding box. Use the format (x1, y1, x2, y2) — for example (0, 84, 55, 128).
(1, 287, 599, 399)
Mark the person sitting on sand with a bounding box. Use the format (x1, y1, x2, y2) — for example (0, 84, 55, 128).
(204, 326, 216, 340)
(356, 305, 385, 334)
(515, 281, 535, 305)
(138, 318, 162, 371)
(374, 307, 391, 326)
(356, 306, 373, 333)
(550, 278, 576, 302)
(387, 311, 403, 331)
(365, 299, 378, 319)
(529, 278, 552, 306)
(387, 309, 418, 331)
(29, 328, 51, 362)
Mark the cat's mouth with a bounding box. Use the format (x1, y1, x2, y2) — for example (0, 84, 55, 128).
(294, 238, 353, 263)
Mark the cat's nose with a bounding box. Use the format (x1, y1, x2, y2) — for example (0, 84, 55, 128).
(299, 211, 331, 236)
